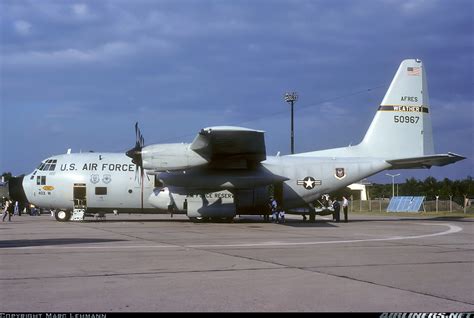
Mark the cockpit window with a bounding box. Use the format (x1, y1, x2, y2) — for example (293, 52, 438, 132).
(37, 159, 57, 171)
(36, 176, 46, 185)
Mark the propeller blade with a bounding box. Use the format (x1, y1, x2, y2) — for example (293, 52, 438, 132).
(126, 122, 145, 184)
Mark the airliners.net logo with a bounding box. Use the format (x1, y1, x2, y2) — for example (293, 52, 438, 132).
(380, 313, 472, 318)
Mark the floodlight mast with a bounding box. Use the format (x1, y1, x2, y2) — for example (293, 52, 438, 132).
(386, 173, 401, 198)
(284, 92, 298, 154)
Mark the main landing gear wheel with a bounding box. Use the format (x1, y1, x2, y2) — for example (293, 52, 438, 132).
(55, 210, 71, 222)
(189, 216, 210, 223)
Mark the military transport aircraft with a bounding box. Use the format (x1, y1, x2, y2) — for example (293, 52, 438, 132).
(8, 59, 465, 222)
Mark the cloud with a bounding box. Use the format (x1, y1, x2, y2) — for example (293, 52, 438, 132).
(1, 0, 472, 181)
(71, 3, 89, 17)
(44, 104, 87, 120)
(13, 20, 32, 35)
(2, 37, 173, 68)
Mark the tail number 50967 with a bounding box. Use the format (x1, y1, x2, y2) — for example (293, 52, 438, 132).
(394, 115, 419, 124)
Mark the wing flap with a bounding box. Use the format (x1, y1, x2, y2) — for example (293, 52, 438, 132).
(386, 152, 466, 169)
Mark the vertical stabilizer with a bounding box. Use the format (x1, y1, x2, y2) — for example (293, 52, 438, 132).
(360, 59, 434, 158)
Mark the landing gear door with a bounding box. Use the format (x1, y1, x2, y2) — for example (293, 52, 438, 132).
(73, 183, 87, 209)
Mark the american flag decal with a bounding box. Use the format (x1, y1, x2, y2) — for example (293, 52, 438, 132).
(407, 67, 421, 76)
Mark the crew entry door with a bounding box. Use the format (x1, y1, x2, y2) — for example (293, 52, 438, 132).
(73, 183, 87, 209)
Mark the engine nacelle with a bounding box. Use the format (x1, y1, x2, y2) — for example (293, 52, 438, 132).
(142, 143, 208, 171)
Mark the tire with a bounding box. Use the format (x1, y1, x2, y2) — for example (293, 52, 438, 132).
(55, 210, 71, 222)
(189, 216, 208, 223)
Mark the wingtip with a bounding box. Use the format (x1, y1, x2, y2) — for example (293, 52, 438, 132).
(447, 152, 467, 161)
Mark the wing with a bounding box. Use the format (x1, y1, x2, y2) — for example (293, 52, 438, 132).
(386, 152, 466, 169)
(190, 126, 266, 169)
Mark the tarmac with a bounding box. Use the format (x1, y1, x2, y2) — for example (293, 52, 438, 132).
(0, 212, 473, 312)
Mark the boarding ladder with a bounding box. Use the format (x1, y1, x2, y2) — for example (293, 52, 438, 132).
(71, 199, 86, 221)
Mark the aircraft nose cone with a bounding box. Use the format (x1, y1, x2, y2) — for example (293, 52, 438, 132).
(8, 176, 27, 203)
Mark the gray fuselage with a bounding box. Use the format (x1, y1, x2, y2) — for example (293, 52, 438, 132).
(21, 151, 390, 213)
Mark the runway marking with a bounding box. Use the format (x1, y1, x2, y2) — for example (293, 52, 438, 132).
(8, 245, 177, 250)
(1, 223, 462, 250)
(187, 223, 462, 248)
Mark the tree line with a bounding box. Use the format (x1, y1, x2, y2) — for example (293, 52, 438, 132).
(366, 176, 473, 203)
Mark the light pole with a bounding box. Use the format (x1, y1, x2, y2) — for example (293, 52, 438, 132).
(284, 92, 298, 154)
(386, 173, 400, 198)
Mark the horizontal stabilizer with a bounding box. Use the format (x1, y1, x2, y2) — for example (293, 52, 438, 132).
(386, 152, 465, 169)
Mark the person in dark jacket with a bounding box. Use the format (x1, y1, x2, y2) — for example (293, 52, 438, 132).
(332, 199, 341, 223)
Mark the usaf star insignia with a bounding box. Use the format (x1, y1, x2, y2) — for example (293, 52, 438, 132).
(297, 176, 322, 190)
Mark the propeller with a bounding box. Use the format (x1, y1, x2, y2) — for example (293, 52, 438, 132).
(126, 122, 147, 182)
(126, 122, 149, 210)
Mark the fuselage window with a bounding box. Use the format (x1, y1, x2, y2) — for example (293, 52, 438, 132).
(95, 187, 107, 195)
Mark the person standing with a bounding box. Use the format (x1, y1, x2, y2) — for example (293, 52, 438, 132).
(269, 197, 278, 223)
(342, 196, 349, 223)
(2, 200, 12, 222)
(1, 199, 8, 221)
(332, 199, 340, 223)
(278, 204, 285, 224)
(14, 201, 19, 216)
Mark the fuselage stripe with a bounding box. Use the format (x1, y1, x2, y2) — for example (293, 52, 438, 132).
(378, 105, 429, 113)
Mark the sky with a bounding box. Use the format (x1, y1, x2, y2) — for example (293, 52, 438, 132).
(1, 0, 473, 184)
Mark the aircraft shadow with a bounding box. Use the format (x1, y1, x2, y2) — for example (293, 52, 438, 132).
(0, 238, 126, 248)
(235, 217, 339, 227)
(82, 217, 343, 226)
(81, 218, 191, 223)
(278, 220, 339, 227)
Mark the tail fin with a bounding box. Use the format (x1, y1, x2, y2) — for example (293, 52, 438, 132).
(360, 59, 434, 158)
(297, 59, 465, 167)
